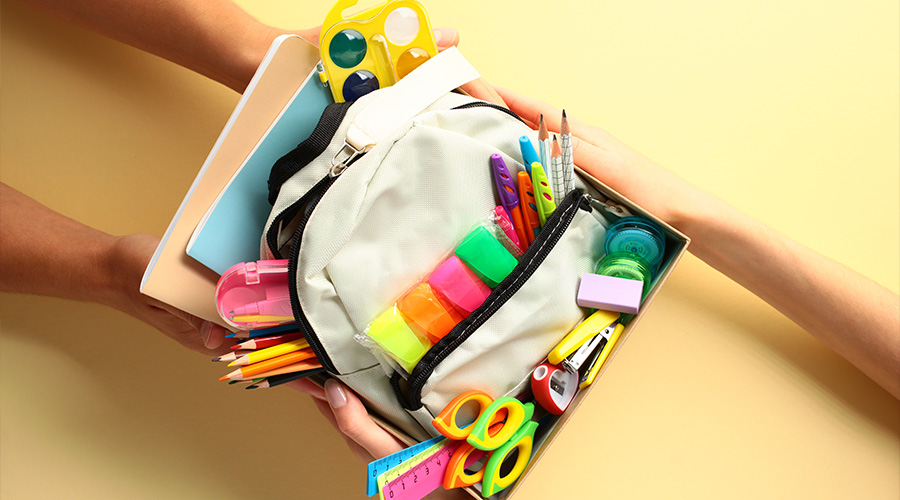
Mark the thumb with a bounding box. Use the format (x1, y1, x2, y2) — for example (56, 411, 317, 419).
(433, 28, 460, 50)
(324, 379, 405, 459)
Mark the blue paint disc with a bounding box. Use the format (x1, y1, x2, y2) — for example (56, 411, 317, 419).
(342, 70, 380, 102)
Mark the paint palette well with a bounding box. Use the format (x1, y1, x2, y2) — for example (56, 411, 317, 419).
(319, 0, 439, 102)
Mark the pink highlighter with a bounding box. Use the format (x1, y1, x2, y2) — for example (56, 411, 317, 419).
(493, 206, 523, 256)
(215, 259, 294, 330)
(428, 256, 492, 318)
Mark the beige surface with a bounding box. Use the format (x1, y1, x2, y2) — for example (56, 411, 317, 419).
(2, 0, 898, 499)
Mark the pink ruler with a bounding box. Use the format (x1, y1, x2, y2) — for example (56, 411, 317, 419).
(381, 441, 458, 500)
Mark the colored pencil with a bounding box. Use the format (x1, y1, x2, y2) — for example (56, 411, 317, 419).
(219, 349, 318, 381)
(247, 323, 301, 339)
(212, 350, 252, 363)
(538, 115, 553, 193)
(228, 338, 311, 367)
(537, 115, 550, 172)
(224, 358, 323, 381)
(231, 332, 304, 350)
(245, 359, 322, 379)
(228, 378, 263, 385)
(245, 368, 326, 390)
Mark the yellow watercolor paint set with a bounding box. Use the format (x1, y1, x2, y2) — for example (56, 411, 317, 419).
(318, 0, 439, 102)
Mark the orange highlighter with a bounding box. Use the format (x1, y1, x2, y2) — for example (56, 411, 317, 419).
(490, 154, 529, 251)
(517, 171, 541, 243)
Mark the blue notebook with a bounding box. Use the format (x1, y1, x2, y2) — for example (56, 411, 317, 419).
(186, 66, 333, 275)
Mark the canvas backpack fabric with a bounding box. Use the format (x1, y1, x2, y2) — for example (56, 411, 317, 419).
(262, 90, 610, 439)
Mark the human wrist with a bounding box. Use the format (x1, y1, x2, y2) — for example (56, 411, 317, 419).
(225, 23, 285, 92)
(91, 233, 135, 310)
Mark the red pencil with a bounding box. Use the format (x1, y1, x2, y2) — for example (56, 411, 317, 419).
(230, 332, 304, 350)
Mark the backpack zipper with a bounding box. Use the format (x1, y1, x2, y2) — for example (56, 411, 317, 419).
(282, 150, 365, 374)
(450, 101, 525, 124)
(276, 103, 529, 376)
(398, 189, 591, 410)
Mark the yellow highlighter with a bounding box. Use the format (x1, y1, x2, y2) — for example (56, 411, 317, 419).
(579, 322, 625, 388)
(548, 309, 620, 365)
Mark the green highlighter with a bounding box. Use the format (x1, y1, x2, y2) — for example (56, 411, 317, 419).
(454, 226, 518, 288)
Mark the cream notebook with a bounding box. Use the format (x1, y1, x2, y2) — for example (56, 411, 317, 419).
(140, 35, 320, 325)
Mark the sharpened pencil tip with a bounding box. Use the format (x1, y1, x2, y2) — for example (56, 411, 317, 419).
(246, 385, 258, 390)
(562, 109, 567, 118)
(218, 376, 229, 381)
(211, 356, 222, 362)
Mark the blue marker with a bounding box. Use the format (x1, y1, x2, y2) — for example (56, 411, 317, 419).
(518, 136, 541, 176)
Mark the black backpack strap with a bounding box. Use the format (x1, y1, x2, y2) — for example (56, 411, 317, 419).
(267, 100, 354, 205)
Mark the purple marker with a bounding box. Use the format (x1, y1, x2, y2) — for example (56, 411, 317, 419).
(490, 154, 529, 249)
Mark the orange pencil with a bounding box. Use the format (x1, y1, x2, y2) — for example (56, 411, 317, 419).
(219, 348, 317, 381)
(518, 171, 540, 243)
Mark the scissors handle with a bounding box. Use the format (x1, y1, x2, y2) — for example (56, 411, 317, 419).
(433, 390, 495, 440)
(467, 397, 534, 451)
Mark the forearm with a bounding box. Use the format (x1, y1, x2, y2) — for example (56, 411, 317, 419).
(683, 191, 900, 398)
(0, 183, 119, 307)
(20, 0, 286, 92)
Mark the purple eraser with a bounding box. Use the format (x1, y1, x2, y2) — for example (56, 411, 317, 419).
(576, 273, 643, 315)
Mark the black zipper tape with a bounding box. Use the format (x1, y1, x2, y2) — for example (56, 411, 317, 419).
(397, 189, 590, 410)
(267, 101, 353, 206)
(277, 102, 531, 377)
(285, 175, 339, 374)
(266, 175, 331, 259)
(450, 101, 525, 124)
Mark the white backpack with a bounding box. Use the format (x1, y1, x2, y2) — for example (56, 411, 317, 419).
(260, 85, 632, 439)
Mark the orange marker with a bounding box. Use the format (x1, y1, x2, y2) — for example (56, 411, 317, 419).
(517, 171, 540, 243)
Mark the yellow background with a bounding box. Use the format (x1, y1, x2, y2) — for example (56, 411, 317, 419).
(2, 0, 898, 498)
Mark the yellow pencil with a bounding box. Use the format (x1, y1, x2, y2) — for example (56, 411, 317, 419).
(227, 338, 310, 367)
